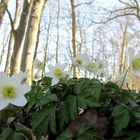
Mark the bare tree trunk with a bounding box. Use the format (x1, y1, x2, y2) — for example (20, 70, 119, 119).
(21, 0, 46, 84)
(4, 0, 21, 75)
(10, 0, 30, 75)
(70, 0, 77, 77)
(56, 0, 60, 63)
(0, 33, 8, 65)
(4, 32, 14, 75)
(42, 9, 52, 75)
(0, 0, 9, 27)
(119, 23, 127, 74)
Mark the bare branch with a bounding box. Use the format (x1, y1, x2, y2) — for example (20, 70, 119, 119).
(118, 0, 133, 7)
(91, 13, 137, 24)
(75, 1, 93, 8)
(3, 2, 15, 33)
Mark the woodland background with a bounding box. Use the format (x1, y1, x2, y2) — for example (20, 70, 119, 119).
(0, 0, 140, 89)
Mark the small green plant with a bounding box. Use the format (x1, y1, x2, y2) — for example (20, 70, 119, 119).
(0, 76, 140, 140)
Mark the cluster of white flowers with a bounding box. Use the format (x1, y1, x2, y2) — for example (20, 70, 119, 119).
(0, 71, 31, 111)
(72, 53, 110, 81)
(34, 48, 140, 87)
(34, 54, 110, 85)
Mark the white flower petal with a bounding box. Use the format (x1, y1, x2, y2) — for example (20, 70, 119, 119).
(48, 64, 54, 71)
(81, 54, 90, 66)
(46, 71, 54, 77)
(61, 63, 68, 70)
(55, 63, 62, 68)
(8, 73, 24, 87)
(51, 78, 59, 86)
(16, 85, 31, 95)
(0, 97, 9, 110)
(9, 95, 27, 107)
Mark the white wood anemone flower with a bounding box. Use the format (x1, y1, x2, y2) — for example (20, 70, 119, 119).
(46, 63, 71, 86)
(18, 71, 28, 83)
(128, 47, 140, 77)
(0, 72, 31, 111)
(72, 53, 90, 70)
(95, 58, 108, 71)
(33, 58, 43, 70)
(86, 61, 96, 72)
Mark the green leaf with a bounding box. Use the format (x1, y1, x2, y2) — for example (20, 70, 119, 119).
(90, 79, 101, 101)
(105, 81, 119, 90)
(112, 105, 128, 117)
(77, 96, 101, 109)
(25, 99, 36, 113)
(66, 95, 78, 120)
(36, 94, 58, 107)
(132, 106, 140, 123)
(77, 125, 104, 140)
(77, 96, 88, 109)
(56, 128, 73, 140)
(16, 124, 33, 140)
(74, 78, 91, 95)
(112, 105, 130, 132)
(10, 132, 26, 140)
(32, 105, 57, 135)
(58, 102, 70, 130)
(0, 128, 13, 140)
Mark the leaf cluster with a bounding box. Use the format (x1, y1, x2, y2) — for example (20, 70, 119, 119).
(0, 77, 140, 140)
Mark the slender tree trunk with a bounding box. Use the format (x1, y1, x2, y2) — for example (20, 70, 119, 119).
(56, 0, 60, 63)
(10, 0, 30, 75)
(21, 0, 46, 84)
(42, 9, 52, 75)
(4, 0, 21, 75)
(70, 0, 77, 77)
(0, 33, 8, 65)
(119, 24, 127, 74)
(4, 32, 14, 75)
(0, 0, 9, 27)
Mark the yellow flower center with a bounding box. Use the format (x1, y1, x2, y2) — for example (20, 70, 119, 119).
(87, 62, 96, 72)
(100, 72, 104, 77)
(98, 63, 104, 69)
(2, 85, 16, 99)
(132, 58, 140, 70)
(54, 68, 63, 77)
(76, 59, 82, 66)
(36, 62, 42, 68)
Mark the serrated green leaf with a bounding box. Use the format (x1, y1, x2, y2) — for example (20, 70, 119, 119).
(66, 95, 77, 120)
(74, 78, 91, 95)
(77, 96, 88, 109)
(112, 105, 127, 117)
(0, 128, 13, 140)
(49, 107, 56, 133)
(90, 79, 101, 101)
(77, 125, 104, 140)
(25, 99, 36, 113)
(32, 105, 57, 135)
(36, 94, 58, 107)
(56, 128, 73, 140)
(112, 105, 129, 132)
(58, 103, 69, 130)
(10, 132, 26, 140)
(105, 81, 119, 90)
